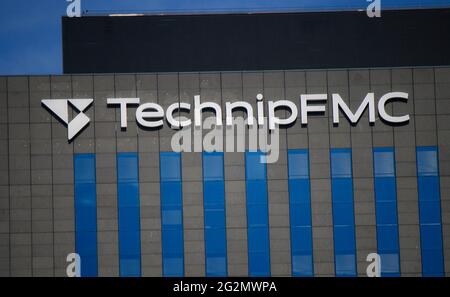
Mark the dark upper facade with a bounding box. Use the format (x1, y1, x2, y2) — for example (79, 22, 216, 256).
(62, 9, 450, 74)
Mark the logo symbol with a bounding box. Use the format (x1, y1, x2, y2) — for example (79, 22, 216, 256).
(42, 99, 93, 141)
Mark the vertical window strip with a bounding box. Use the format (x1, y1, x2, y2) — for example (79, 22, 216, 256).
(373, 147, 400, 276)
(330, 148, 357, 276)
(73, 154, 98, 277)
(416, 146, 444, 276)
(160, 152, 184, 276)
(202, 152, 228, 276)
(287, 149, 314, 276)
(245, 151, 271, 276)
(74, 153, 98, 277)
(117, 152, 141, 276)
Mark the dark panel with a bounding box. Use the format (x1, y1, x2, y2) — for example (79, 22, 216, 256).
(62, 9, 450, 73)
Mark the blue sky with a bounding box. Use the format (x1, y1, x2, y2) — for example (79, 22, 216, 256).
(1, 0, 450, 75)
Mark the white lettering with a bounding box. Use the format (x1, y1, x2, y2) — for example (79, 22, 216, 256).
(226, 101, 254, 126)
(378, 92, 410, 124)
(166, 102, 191, 128)
(136, 102, 164, 128)
(268, 100, 298, 130)
(107, 98, 140, 128)
(194, 95, 222, 127)
(333, 93, 375, 124)
(300, 94, 327, 124)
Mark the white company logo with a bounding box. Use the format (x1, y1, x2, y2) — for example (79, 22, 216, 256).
(42, 99, 93, 141)
(41, 92, 410, 144)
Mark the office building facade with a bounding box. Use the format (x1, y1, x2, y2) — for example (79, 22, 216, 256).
(1, 9, 450, 277)
(1, 67, 450, 276)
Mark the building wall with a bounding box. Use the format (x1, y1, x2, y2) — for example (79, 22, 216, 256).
(0, 67, 449, 276)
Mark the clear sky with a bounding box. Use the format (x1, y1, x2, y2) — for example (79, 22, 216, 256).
(1, 0, 449, 75)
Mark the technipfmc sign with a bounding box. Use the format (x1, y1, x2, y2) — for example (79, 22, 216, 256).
(42, 92, 410, 141)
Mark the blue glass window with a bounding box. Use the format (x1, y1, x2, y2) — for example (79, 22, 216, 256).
(288, 149, 314, 276)
(416, 146, 444, 276)
(330, 148, 356, 276)
(74, 154, 98, 277)
(373, 147, 400, 276)
(160, 152, 184, 276)
(245, 151, 270, 276)
(117, 152, 141, 276)
(203, 152, 227, 276)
